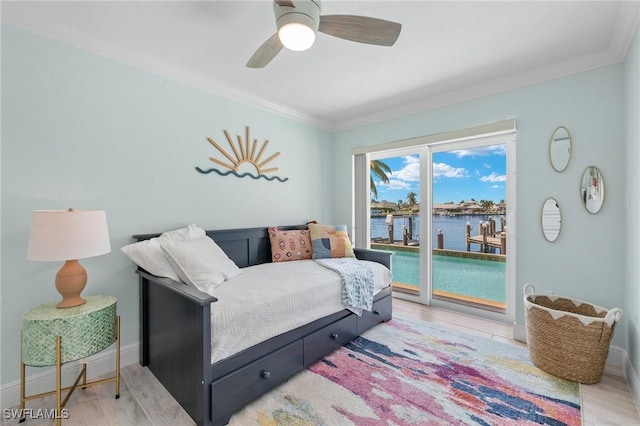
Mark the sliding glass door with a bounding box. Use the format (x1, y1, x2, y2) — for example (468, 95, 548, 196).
(430, 140, 508, 315)
(369, 147, 425, 298)
(354, 122, 516, 323)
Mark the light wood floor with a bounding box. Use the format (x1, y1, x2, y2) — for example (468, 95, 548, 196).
(3, 298, 639, 425)
(393, 298, 640, 426)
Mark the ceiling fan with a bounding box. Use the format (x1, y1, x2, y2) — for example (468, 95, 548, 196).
(247, 0, 402, 68)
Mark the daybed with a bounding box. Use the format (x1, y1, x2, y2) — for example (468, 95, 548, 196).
(130, 224, 392, 426)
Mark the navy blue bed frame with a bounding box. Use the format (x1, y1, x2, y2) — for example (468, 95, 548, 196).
(133, 225, 392, 426)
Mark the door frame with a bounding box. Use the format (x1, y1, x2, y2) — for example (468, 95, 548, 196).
(352, 120, 516, 324)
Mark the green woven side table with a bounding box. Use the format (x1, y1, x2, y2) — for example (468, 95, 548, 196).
(20, 296, 120, 425)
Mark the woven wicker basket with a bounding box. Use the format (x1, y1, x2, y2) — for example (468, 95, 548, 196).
(523, 283, 622, 384)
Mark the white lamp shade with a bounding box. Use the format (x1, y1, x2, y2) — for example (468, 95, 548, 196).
(27, 209, 111, 261)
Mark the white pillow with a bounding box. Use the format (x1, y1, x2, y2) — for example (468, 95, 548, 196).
(121, 224, 206, 281)
(121, 239, 180, 281)
(160, 236, 242, 293)
(158, 224, 205, 244)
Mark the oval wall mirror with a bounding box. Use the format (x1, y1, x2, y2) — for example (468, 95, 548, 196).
(549, 126, 572, 172)
(580, 166, 605, 214)
(541, 198, 562, 242)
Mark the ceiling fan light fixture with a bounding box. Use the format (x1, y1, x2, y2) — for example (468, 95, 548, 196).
(279, 22, 315, 51)
(249, 0, 401, 68)
(277, 13, 317, 51)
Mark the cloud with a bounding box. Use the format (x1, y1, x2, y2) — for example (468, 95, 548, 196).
(452, 145, 507, 158)
(433, 162, 468, 178)
(378, 179, 413, 191)
(375, 156, 420, 196)
(390, 155, 420, 182)
(480, 172, 506, 183)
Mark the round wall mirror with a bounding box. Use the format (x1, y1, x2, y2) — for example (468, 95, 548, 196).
(541, 198, 561, 242)
(580, 166, 605, 214)
(549, 126, 572, 172)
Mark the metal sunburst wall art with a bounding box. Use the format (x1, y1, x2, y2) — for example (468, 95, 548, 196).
(196, 126, 289, 182)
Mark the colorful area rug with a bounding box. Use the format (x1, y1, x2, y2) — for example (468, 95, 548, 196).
(229, 315, 580, 425)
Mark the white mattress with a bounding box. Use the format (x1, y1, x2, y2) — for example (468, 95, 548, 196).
(208, 259, 391, 363)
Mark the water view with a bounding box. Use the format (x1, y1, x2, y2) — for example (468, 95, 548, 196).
(371, 214, 506, 305)
(371, 214, 503, 252)
(391, 250, 506, 303)
(370, 145, 508, 309)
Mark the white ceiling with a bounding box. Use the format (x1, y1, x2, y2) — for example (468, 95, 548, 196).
(2, 1, 639, 131)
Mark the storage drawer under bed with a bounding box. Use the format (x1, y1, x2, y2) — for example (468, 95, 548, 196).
(357, 294, 392, 334)
(303, 314, 358, 367)
(210, 339, 304, 422)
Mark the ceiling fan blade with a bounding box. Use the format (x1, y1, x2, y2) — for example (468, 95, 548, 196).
(275, 0, 295, 7)
(318, 15, 401, 46)
(246, 33, 284, 68)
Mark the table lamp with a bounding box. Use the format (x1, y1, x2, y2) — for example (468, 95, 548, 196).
(27, 209, 111, 308)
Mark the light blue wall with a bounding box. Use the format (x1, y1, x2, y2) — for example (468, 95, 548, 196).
(624, 30, 640, 377)
(1, 25, 333, 385)
(3, 22, 638, 389)
(332, 64, 628, 350)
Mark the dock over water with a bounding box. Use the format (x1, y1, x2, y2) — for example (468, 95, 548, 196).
(464, 217, 506, 254)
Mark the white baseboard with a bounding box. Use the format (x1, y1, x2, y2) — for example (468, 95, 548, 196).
(622, 348, 640, 416)
(0, 343, 139, 410)
(513, 323, 527, 342)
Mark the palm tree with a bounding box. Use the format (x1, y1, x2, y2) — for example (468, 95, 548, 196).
(370, 160, 391, 199)
(406, 192, 417, 208)
(480, 199, 495, 212)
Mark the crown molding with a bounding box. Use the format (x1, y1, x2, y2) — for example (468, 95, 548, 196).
(0, 5, 334, 131)
(611, 1, 640, 60)
(2, 2, 638, 134)
(332, 44, 630, 132)
(333, 2, 640, 132)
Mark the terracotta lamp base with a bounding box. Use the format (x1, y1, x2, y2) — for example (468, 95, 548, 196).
(55, 259, 87, 308)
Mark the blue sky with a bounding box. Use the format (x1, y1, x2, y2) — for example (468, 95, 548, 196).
(372, 144, 506, 204)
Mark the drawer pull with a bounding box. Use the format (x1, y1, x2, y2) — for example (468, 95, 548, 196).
(331, 333, 339, 340)
(373, 310, 380, 315)
(261, 370, 271, 380)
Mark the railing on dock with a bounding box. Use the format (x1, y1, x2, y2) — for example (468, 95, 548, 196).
(376, 214, 506, 255)
(464, 217, 506, 254)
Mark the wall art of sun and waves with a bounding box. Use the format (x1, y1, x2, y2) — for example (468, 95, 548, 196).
(196, 127, 288, 182)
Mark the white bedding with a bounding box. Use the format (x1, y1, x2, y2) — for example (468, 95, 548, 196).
(208, 259, 392, 363)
